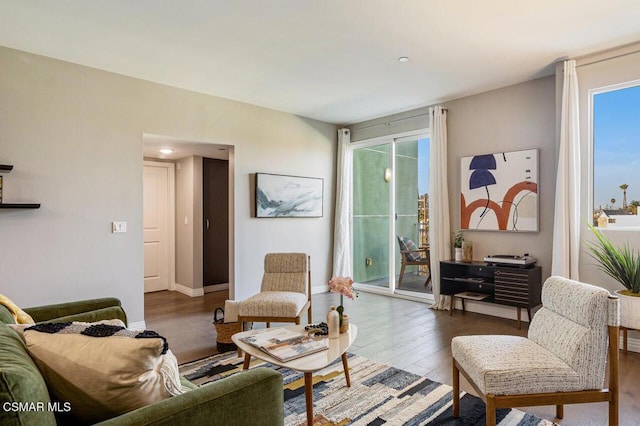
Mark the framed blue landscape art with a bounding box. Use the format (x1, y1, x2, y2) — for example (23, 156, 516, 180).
(255, 173, 323, 218)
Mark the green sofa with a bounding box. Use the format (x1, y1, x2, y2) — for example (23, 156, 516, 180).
(0, 298, 284, 425)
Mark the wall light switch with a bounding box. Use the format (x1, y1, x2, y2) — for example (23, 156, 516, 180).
(112, 221, 127, 233)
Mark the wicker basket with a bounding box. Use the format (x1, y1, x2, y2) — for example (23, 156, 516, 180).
(213, 307, 251, 352)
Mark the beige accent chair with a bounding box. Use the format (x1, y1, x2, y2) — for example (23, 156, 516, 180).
(452, 276, 620, 426)
(238, 253, 312, 329)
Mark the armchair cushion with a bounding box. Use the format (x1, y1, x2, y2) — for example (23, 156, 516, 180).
(451, 335, 581, 395)
(239, 291, 308, 318)
(261, 253, 309, 294)
(397, 236, 421, 262)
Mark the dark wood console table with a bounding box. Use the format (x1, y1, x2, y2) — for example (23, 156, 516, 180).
(440, 260, 542, 329)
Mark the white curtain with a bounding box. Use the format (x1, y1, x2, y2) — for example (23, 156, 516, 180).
(333, 128, 353, 278)
(428, 106, 452, 310)
(551, 60, 581, 279)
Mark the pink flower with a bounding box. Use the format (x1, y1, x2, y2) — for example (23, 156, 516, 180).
(328, 276, 356, 300)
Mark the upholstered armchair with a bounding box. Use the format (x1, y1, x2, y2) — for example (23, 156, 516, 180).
(452, 276, 620, 425)
(238, 253, 311, 329)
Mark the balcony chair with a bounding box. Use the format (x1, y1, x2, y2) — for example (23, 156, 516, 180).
(396, 236, 431, 287)
(452, 276, 620, 425)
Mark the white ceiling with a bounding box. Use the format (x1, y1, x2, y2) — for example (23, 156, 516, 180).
(1, 1, 640, 125)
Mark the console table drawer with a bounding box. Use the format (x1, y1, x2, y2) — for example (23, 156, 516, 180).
(494, 269, 529, 284)
(469, 265, 493, 278)
(495, 287, 529, 305)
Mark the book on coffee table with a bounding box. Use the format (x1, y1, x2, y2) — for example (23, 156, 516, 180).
(240, 328, 328, 362)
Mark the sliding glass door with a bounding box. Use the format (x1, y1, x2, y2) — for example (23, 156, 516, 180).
(352, 132, 430, 296)
(352, 142, 391, 289)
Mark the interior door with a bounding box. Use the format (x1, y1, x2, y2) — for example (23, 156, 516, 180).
(203, 157, 229, 285)
(143, 164, 170, 292)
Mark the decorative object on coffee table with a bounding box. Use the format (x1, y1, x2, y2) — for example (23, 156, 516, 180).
(328, 275, 356, 333)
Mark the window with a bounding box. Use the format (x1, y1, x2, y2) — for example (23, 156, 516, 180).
(592, 82, 640, 229)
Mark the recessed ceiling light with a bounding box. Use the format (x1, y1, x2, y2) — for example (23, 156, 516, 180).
(398, 56, 409, 63)
(159, 148, 173, 154)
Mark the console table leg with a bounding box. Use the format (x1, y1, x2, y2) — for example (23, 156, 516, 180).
(527, 308, 532, 325)
(517, 307, 521, 330)
(304, 372, 314, 426)
(449, 296, 454, 316)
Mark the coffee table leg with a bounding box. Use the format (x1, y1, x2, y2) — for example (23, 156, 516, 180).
(304, 372, 313, 425)
(341, 352, 351, 387)
(243, 353, 251, 370)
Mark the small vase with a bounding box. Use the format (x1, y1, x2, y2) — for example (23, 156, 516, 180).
(339, 314, 349, 333)
(454, 247, 463, 262)
(327, 306, 339, 339)
(462, 241, 473, 263)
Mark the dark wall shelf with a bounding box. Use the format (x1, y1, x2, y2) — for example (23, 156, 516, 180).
(0, 203, 41, 209)
(0, 164, 41, 209)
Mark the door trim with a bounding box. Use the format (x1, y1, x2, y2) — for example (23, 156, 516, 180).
(143, 160, 176, 292)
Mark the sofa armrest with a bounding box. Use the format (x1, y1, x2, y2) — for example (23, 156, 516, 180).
(23, 298, 127, 325)
(95, 368, 284, 426)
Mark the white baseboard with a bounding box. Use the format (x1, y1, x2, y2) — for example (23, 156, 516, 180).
(204, 283, 229, 293)
(312, 285, 329, 295)
(624, 336, 640, 353)
(128, 320, 146, 330)
(174, 283, 205, 297)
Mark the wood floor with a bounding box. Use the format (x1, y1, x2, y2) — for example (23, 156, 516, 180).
(145, 290, 640, 426)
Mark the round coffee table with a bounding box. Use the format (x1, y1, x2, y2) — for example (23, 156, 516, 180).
(232, 323, 358, 425)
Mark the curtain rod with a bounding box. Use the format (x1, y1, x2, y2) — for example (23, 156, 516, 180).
(576, 48, 640, 68)
(352, 109, 447, 132)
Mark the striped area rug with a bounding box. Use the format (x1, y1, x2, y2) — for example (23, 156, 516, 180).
(179, 352, 556, 426)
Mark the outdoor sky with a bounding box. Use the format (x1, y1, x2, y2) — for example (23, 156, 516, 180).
(418, 138, 430, 195)
(594, 84, 640, 210)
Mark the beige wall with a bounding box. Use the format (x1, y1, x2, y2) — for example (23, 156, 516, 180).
(175, 156, 194, 289)
(443, 76, 556, 278)
(175, 155, 205, 292)
(572, 44, 640, 292)
(0, 46, 337, 324)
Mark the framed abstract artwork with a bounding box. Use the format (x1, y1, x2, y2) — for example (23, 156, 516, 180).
(460, 148, 538, 232)
(255, 173, 323, 218)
